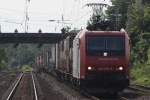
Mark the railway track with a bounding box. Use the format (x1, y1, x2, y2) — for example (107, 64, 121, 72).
(84, 85, 150, 100)
(119, 85, 150, 100)
(90, 96, 101, 100)
(120, 97, 130, 100)
(80, 91, 101, 100)
(0, 72, 19, 100)
(31, 72, 38, 100)
(6, 72, 38, 100)
(129, 85, 150, 94)
(37, 72, 103, 100)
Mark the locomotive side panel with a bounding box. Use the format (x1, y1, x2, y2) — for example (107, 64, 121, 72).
(64, 37, 70, 73)
(56, 43, 59, 70)
(56, 41, 64, 72)
(73, 38, 80, 79)
(47, 45, 56, 72)
(79, 31, 86, 80)
(56, 35, 74, 75)
(125, 33, 130, 73)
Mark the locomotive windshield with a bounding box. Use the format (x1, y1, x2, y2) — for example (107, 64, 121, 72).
(86, 36, 125, 56)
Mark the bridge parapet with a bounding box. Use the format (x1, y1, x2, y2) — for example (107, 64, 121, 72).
(0, 33, 62, 44)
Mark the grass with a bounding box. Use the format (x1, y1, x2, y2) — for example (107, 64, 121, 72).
(130, 48, 150, 86)
(20, 65, 33, 72)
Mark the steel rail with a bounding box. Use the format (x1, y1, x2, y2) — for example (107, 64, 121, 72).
(81, 91, 101, 100)
(128, 86, 150, 95)
(90, 96, 101, 100)
(31, 72, 38, 100)
(131, 85, 150, 92)
(120, 97, 130, 100)
(6, 73, 23, 100)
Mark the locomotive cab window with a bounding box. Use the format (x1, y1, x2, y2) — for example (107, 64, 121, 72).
(86, 36, 125, 56)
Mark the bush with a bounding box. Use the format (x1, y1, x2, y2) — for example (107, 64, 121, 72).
(130, 63, 150, 86)
(21, 65, 33, 72)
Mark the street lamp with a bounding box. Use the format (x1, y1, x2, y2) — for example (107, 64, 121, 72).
(48, 19, 72, 32)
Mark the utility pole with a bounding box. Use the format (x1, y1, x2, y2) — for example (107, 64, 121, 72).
(0, 25, 1, 33)
(61, 14, 65, 29)
(115, 9, 121, 31)
(25, 0, 30, 33)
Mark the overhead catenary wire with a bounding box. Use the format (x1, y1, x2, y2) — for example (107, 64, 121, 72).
(0, 0, 111, 32)
(0, 7, 63, 17)
(0, 1, 89, 22)
(62, 0, 92, 29)
(73, 10, 92, 22)
(0, 7, 24, 14)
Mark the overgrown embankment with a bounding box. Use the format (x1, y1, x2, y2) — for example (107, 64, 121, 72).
(131, 49, 150, 86)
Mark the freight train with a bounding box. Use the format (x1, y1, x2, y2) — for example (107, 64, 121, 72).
(36, 29, 130, 94)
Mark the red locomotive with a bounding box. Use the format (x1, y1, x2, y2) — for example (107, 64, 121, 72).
(36, 29, 130, 94)
(55, 29, 130, 93)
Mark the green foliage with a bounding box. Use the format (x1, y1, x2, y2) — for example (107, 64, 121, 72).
(87, 16, 110, 31)
(86, 4, 110, 31)
(126, 4, 142, 33)
(130, 47, 150, 86)
(20, 65, 33, 72)
(143, 5, 150, 32)
(131, 63, 150, 85)
(126, 0, 150, 65)
(133, 39, 149, 64)
(106, 0, 150, 66)
(0, 48, 8, 70)
(61, 26, 71, 34)
(126, 1, 144, 47)
(5, 44, 39, 68)
(107, 0, 130, 30)
(105, 0, 150, 85)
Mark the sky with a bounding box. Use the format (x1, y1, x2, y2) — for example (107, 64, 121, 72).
(0, 0, 111, 33)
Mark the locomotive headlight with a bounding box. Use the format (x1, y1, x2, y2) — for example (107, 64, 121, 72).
(118, 66, 123, 71)
(88, 66, 92, 70)
(103, 52, 108, 56)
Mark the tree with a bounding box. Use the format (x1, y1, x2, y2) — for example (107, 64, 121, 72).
(5, 44, 39, 68)
(0, 48, 8, 70)
(86, 3, 110, 31)
(107, 0, 131, 30)
(87, 14, 110, 31)
(126, 0, 150, 64)
(126, 3, 142, 46)
(143, 5, 150, 32)
(61, 26, 71, 34)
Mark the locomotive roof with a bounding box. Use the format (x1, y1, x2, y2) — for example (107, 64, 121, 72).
(60, 30, 128, 41)
(86, 31, 126, 35)
(74, 30, 127, 40)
